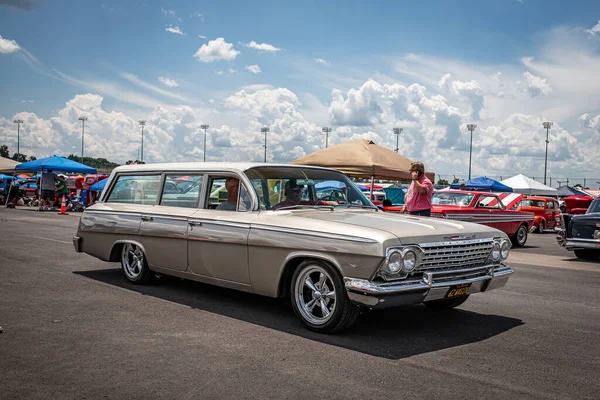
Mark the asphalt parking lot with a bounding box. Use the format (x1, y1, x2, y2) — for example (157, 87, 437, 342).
(1, 207, 599, 399)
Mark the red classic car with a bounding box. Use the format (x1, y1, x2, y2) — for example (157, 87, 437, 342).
(562, 195, 593, 215)
(516, 197, 562, 233)
(384, 190, 535, 247)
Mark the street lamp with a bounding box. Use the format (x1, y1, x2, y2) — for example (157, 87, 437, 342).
(13, 119, 23, 160)
(321, 127, 332, 148)
(78, 116, 88, 160)
(466, 124, 477, 180)
(393, 127, 403, 153)
(138, 120, 146, 162)
(261, 127, 270, 162)
(200, 124, 209, 162)
(542, 122, 553, 185)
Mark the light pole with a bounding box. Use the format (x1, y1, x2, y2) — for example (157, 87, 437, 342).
(138, 120, 146, 162)
(78, 116, 88, 160)
(542, 122, 553, 185)
(200, 124, 209, 162)
(321, 127, 332, 148)
(393, 127, 403, 153)
(261, 127, 270, 162)
(466, 124, 477, 180)
(13, 119, 23, 160)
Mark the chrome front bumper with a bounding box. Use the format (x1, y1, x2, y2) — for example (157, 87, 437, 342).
(344, 264, 513, 308)
(73, 236, 82, 253)
(559, 237, 600, 251)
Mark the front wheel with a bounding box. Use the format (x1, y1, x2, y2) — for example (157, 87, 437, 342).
(121, 243, 153, 284)
(511, 224, 528, 247)
(537, 220, 545, 233)
(424, 295, 470, 310)
(290, 260, 359, 333)
(574, 250, 600, 260)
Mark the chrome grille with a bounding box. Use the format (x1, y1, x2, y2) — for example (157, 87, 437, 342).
(417, 238, 493, 272)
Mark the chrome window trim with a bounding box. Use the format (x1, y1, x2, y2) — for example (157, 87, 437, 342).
(251, 224, 378, 244)
(102, 172, 162, 205)
(189, 219, 251, 229)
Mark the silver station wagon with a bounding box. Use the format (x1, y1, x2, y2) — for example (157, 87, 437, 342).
(73, 162, 514, 333)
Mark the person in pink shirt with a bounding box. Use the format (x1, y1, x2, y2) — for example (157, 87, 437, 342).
(404, 161, 433, 216)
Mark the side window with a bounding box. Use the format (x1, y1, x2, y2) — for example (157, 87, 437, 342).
(106, 175, 161, 204)
(478, 196, 501, 209)
(160, 175, 203, 208)
(205, 176, 248, 211)
(546, 201, 554, 209)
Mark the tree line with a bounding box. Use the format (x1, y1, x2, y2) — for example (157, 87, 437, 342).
(1, 145, 123, 172)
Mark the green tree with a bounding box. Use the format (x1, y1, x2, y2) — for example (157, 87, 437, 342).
(452, 178, 460, 184)
(437, 179, 449, 186)
(0, 145, 9, 158)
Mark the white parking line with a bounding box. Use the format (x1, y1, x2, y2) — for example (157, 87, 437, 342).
(32, 236, 72, 245)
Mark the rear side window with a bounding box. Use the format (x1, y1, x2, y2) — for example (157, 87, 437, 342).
(160, 175, 203, 208)
(106, 175, 161, 204)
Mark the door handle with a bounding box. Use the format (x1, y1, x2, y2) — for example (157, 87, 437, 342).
(189, 221, 203, 227)
(141, 216, 154, 222)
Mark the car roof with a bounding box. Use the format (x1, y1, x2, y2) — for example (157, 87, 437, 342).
(111, 162, 337, 175)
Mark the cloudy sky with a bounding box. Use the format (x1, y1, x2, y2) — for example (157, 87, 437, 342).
(1, 0, 600, 184)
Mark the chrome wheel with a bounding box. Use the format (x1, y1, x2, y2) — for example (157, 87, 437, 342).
(517, 226, 527, 244)
(539, 220, 545, 233)
(122, 243, 145, 280)
(294, 265, 337, 325)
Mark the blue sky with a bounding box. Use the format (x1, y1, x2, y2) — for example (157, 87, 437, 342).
(1, 0, 600, 182)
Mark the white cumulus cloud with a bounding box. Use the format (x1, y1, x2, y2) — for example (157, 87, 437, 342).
(194, 38, 240, 62)
(585, 20, 600, 36)
(245, 65, 261, 74)
(165, 25, 185, 35)
(245, 41, 281, 52)
(158, 76, 179, 87)
(522, 71, 553, 97)
(0, 35, 21, 54)
(314, 58, 331, 67)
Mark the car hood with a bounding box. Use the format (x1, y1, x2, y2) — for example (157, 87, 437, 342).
(256, 209, 505, 244)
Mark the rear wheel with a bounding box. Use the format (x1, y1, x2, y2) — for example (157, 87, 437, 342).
(574, 250, 600, 260)
(290, 260, 359, 333)
(537, 220, 545, 233)
(511, 224, 528, 247)
(424, 295, 470, 310)
(121, 243, 153, 284)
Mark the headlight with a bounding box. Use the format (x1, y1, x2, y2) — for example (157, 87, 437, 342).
(387, 250, 403, 273)
(501, 239, 510, 260)
(403, 250, 417, 272)
(490, 241, 501, 262)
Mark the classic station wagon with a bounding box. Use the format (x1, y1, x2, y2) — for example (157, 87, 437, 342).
(74, 163, 514, 333)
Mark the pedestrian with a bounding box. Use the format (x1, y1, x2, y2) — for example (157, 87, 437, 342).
(404, 161, 434, 216)
(56, 174, 70, 203)
(459, 183, 467, 190)
(39, 169, 57, 209)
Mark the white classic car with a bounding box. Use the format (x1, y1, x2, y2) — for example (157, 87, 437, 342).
(74, 163, 513, 333)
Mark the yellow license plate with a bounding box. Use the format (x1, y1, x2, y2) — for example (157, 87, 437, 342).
(446, 283, 470, 299)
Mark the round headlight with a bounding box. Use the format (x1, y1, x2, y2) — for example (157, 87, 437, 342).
(403, 250, 417, 272)
(501, 240, 510, 260)
(491, 241, 501, 262)
(387, 251, 403, 273)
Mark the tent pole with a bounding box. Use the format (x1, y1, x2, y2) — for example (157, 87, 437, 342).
(4, 171, 15, 206)
(369, 176, 374, 204)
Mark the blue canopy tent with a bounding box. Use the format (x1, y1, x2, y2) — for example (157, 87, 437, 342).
(89, 177, 108, 192)
(557, 185, 590, 197)
(15, 156, 97, 174)
(450, 176, 513, 192)
(315, 180, 346, 191)
(11, 156, 96, 208)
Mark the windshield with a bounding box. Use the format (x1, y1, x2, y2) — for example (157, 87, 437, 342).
(587, 199, 600, 214)
(432, 192, 474, 206)
(244, 167, 374, 210)
(519, 200, 545, 208)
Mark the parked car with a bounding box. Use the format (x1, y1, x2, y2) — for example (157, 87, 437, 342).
(516, 197, 562, 233)
(430, 190, 535, 247)
(561, 195, 594, 215)
(19, 179, 38, 199)
(73, 163, 514, 333)
(557, 197, 600, 260)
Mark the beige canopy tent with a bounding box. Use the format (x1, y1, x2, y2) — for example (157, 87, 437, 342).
(0, 157, 20, 174)
(290, 139, 434, 181)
